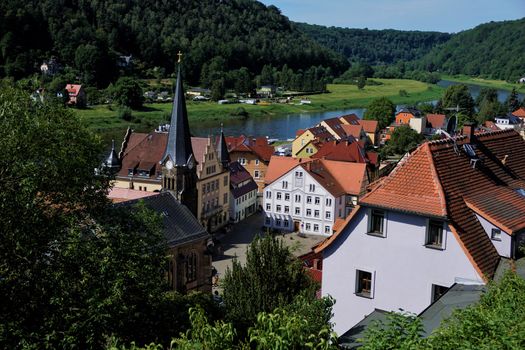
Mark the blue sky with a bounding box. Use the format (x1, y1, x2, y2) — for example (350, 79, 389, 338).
(259, 0, 525, 33)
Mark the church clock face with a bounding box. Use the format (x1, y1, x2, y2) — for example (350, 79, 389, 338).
(165, 160, 173, 170)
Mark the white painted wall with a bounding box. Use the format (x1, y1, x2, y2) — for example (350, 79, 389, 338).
(322, 208, 484, 335)
(263, 165, 338, 235)
(475, 214, 512, 258)
(231, 189, 258, 223)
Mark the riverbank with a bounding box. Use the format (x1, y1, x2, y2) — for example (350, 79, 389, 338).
(78, 79, 443, 142)
(441, 74, 525, 93)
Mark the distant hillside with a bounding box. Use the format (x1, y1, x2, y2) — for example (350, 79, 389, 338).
(415, 18, 525, 81)
(296, 23, 451, 65)
(0, 0, 348, 86)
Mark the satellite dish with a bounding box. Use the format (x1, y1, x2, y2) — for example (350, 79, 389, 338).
(446, 115, 457, 134)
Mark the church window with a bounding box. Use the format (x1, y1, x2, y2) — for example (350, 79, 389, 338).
(185, 252, 198, 283)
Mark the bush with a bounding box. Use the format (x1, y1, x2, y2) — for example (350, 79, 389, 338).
(230, 107, 248, 118)
(399, 89, 409, 97)
(118, 107, 133, 121)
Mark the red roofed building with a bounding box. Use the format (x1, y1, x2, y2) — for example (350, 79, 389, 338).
(226, 135, 274, 195)
(425, 114, 448, 134)
(228, 161, 258, 222)
(65, 84, 86, 106)
(512, 106, 525, 120)
(315, 127, 525, 335)
(357, 119, 379, 146)
(263, 157, 368, 236)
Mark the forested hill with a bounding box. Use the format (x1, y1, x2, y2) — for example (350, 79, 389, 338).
(0, 0, 348, 86)
(415, 18, 525, 81)
(296, 23, 451, 65)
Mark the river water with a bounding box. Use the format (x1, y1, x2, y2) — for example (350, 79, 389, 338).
(181, 80, 525, 140)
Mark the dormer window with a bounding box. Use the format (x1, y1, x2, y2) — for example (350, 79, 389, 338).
(426, 220, 444, 249)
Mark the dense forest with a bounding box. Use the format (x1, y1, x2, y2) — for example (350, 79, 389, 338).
(414, 18, 525, 81)
(296, 23, 451, 65)
(0, 0, 348, 87)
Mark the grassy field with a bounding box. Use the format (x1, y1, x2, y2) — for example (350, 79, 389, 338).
(76, 79, 444, 143)
(442, 74, 525, 93)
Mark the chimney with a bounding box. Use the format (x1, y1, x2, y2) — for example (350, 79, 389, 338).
(462, 122, 475, 143)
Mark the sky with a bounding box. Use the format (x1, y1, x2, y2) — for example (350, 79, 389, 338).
(258, 0, 525, 33)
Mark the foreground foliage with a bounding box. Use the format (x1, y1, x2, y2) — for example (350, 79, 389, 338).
(359, 271, 525, 349)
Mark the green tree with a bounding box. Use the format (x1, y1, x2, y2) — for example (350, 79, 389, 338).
(222, 235, 316, 333)
(505, 87, 520, 113)
(439, 84, 475, 116)
(259, 64, 275, 86)
(232, 67, 254, 95)
(475, 87, 498, 107)
(0, 85, 212, 348)
(359, 312, 424, 350)
(112, 77, 144, 109)
(477, 99, 505, 124)
(211, 78, 226, 101)
(383, 125, 424, 156)
(363, 97, 396, 129)
(357, 76, 367, 90)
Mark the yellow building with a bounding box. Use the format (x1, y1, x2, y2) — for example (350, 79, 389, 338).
(291, 126, 334, 157)
(294, 139, 322, 158)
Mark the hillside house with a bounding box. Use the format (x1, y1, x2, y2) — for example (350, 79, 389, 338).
(65, 84, 86, 106)
(316, 127, 525, 335)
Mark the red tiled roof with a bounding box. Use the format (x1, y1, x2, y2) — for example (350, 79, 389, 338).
(360, 142, 447, 218)
(465, 187, 525, 235)
(65, 84, 82, 96)
(323, 117, 348, 139)
(296, 129, 306, 137)
(308, 126, 335, 141)
(312, 140, 367, 163)
(226, 135, 273, 162)
(357, 119, 378, 133)
(366, 152, 379, 166)
(265, 156, 307, 184)
(107, 188, 158, 203)
(340, 114, 360, 125)
(341, 124, 364, 139)
(512, 107, 525, 118)
(426, 114, 447, 129)
(483, 121, 500, 131)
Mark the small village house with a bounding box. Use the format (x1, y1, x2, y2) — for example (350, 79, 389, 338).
(65, 84, 86, 107)
(228, 161, 258, 223)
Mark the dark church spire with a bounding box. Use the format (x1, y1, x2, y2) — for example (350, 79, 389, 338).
(104, 139, 121, 172)
(217, 123, 230, 168)
(162, 63, 194, 167)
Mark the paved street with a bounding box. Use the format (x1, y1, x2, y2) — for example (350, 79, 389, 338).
(212, 212, 325, 289)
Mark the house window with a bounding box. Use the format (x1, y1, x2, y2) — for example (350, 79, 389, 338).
(276, 205, 282, 212)
(284, 206, 290, 214)
(295, 194, 301, 203)
(285, 193, 290, 201)
(309, 184, 316, 192)
(356, 270, 373, 298)
(313, 224, 319, 232)
(314, 210, 320, 218)
(305, 223, 311, 231)
(307, 196, 312, 204)
(306, 209, 312, 217)
(432, 284, 448, 303)
(265, 217, 271, 225)
(282, 181, 288, 189)
(224, 176, 228, 186)
(239, 158, 247, 165)
(266, 191, 271, 199)
(368, 209, 385, 236)
(276, 218, 281, 226)
(426, 220, 444, 248)
(266, 203, 271, 211)
(315, 197, 320, 205)
(223, 193, 228, 204)
(295, 171, 303, 177)
(326, 198, 332, 206)
(326, 211, 331, 219)
(324, 226, 331, 234)
(491, 228, 502, 241)
(284, 219, 289, 227)
(295, 207, 300, 215)
(254, 170, 260, 178)
(276, 192, 282, 200)
(255, 159, 260, 165)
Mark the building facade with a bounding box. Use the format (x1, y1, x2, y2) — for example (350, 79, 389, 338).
(229, 161, 258, 223)
(263, 159, 368, 236)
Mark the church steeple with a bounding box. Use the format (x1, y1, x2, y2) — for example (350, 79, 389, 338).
(162, 64, 194, 167)
(217, 124, 230, 169)
(161, 58, 198, 218)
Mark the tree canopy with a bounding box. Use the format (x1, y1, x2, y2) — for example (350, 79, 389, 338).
(363, 97, 396, 129)
(382, 125, 425, 157)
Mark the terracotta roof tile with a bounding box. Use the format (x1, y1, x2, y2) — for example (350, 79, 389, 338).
(512, 107, 525, 118)
(225, 135, 273, 162)
(357, 119, 378, 133)
(339, 114, 360, 125)
(341, 124, 364, 140)
(312, 140, 367, 163)
(265, 156, 307, 184)
(426, 114, 447, 129)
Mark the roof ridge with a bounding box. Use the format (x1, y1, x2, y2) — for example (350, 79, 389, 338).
(424, 143, 448, 217)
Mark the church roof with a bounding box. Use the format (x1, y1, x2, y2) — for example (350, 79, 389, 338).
(162, 66, 194, 167)
(104, 140, 121, 169)
(117, 192, 209, 247)
(217, 128, 230, 167)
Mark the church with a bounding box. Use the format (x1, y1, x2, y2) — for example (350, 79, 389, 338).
(106, 60, 213, 293)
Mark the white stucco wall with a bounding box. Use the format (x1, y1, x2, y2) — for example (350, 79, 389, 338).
(263, 165, 337, 235)
(231, 189, 258, 223)
(475, 214, 512, 258)
(322, 207, 484, 335)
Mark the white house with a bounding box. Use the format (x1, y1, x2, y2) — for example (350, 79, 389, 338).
(263, 157, 368, 236)
(316, 127, 525, 335)
(495, 114, 522, 130)
(229, 161, 258, 223)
